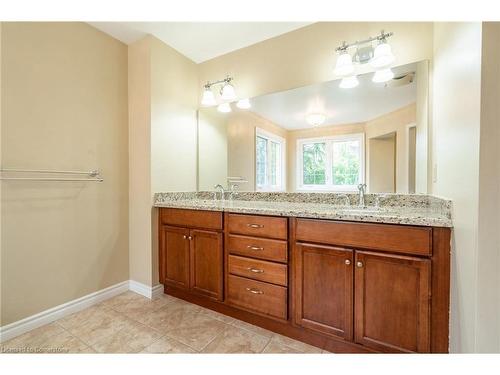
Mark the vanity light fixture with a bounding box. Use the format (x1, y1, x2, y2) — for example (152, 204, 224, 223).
(334, 30, 395, 88)
(339, 75, 359, 89)
(236, 98, 251, 109)
(201, 85, 217, 106)
(306, 113, 327, 127)
(201, 76, 237, 107)
(217, 102, 232, 113)
(372, 68, 395, 83)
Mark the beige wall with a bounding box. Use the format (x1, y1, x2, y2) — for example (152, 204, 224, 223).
(365, 103, 416, 193)
(432, 22, 482, 353)
(128, 37, 152, 287)
(369, 135, 396, 193)
(198, 22, 434, 100)
(225, 111, 287, 191)
(477, 22, 500, 353)
(1, 23, 129, 325)
(128, 35, 198, 287)
(287, 123, 365, 192)
(198, 109, 228, 191)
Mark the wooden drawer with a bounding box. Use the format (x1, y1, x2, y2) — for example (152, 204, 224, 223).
(160, 208, 222, 231)
(227, 275, 287, 320)
(295, 219, 432, 256)
(227, 213, 287, 240)
(227, 234, 288, 263)
(228, 255, 288, 286)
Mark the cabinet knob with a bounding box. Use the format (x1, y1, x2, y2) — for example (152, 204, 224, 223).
(247, 223, 264, 229)
(247, 245, 264, 251)
(247, 267, 264, 273)
(356, 261, 364, 268)
(188, 236, 192, 240)
(183, 235, 187, 239)
(345, 259, 351, 265)
(245, 287, 263, 294)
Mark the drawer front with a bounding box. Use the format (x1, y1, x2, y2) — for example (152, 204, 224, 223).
(227, 234, 288, 263)
(227, 214, 287, 240)
(295, 219, 432, 256)
(228, 255, 288, 286)
(227, 275, 287, 320)
(160, 208, 222, 230)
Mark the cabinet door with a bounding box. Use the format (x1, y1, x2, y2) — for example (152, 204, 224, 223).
(161, 226, 190, 289)
(190, 229, 223, 301)
(294, 243, 353, 340)
(354, 251, 431, 353)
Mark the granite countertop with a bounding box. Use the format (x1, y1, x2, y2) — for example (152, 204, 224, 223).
(153, 192, 453, 228)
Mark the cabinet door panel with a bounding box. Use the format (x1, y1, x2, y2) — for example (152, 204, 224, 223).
(162, 226, 190, 289)
(190, 229, 223, 300)
(354, 251, 431, 353)
(294, 243, 353, 340)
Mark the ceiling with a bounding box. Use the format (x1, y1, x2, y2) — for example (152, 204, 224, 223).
(88, 22, 312, 63)
(249, 63, 418, 130)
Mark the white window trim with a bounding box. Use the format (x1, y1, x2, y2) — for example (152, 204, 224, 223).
(255, 127, 286, 192)
(296, 133, 365, 192)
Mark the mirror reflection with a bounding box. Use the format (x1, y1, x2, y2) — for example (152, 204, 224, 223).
(198, 61, 429, 194)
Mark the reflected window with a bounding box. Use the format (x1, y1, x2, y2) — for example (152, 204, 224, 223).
(298, 134, 364, 191)
(255, 128, 286, 191)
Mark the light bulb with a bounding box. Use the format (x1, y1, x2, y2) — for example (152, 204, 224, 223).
(372, 68, 394, 83)
(217, 102, 232, 113)
(236, 98, 251, 109)
(339, 75, 359, 89)
(220, 83, 237, 101)
(334, 51, 354, 77)
(370, 42, 395, 69)
(201, 87, 216, 106)
(306, 113, 326, 127)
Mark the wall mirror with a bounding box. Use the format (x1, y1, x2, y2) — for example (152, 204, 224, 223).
(197, 60, 429, 194)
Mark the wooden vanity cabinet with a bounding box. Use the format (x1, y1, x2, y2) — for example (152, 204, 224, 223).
(159, 209, 223, 301)
(158, 208, 450, 353)
(293, 243, 353, 340)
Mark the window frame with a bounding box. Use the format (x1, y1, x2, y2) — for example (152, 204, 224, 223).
(296, 133, 365, 192)
(255, 127, 286, 192)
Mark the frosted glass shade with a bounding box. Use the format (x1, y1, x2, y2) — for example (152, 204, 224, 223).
(334, 52, 354, 77)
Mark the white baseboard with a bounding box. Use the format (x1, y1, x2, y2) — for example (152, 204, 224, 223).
(128, 280, 163, 299)
(0, 280, 162, 343)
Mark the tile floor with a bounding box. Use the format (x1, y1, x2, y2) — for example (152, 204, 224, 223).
(1, 291, 329, 354)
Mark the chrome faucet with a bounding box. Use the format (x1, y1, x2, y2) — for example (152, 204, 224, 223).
(214, 184, 226, 201)
(357, 183, 367, 207)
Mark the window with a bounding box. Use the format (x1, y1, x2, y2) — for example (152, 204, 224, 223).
(256, 128, 286, 191)
(297, 134, 364, 191)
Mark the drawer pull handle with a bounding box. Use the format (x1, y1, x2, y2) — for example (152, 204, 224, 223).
(245, 287, 263, 294)
(247, 245, 264, 251)
(247, 267, 264, 273)
(356, 261, 364, 268)
(345, 259, 351, 265)
(247, 223, 264, 228)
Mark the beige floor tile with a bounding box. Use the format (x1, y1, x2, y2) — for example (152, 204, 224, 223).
(141, 337, 196, 354)
(57, 305, 112, 330)
(263, 334, 323, 354)
(230, 319, 274, 338)
(37, 331, 93, 354)
(1, 322, 65, 351)
(164, 313, 228, 351)
(91, 321, 162, 353)
(112, 296, 169, 321)
(139, 300, 201, 332)
(67, 309, 131, 345)
(201, 325, 270, 353)
(99, 291, 143, 308)
(262, 340, 305, 354)
(198, 307, 236, 324)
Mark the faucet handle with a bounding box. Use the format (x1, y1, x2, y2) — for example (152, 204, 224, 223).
(357, 183, 367, 191)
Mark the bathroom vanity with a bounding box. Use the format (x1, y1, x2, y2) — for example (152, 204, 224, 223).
(155, 193, 452, 353)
